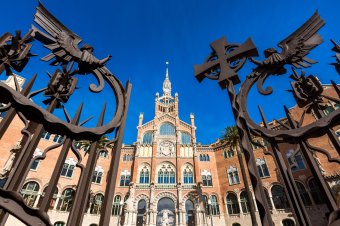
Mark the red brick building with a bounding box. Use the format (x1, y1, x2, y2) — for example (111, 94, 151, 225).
(0, 65, 339, 226)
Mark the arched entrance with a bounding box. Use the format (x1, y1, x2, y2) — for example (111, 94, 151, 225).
(185, 199, 195, 226)
(157, 197, 176, 226)
(136, 199, 147, 226)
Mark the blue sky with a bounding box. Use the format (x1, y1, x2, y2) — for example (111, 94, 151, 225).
(1, 0, 340, 144)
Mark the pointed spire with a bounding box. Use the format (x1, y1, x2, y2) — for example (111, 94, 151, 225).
(163, 61, 171, 96)
(165, 60, 169, 79)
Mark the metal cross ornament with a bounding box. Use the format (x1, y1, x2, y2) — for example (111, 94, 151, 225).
(194, 36, 258, 89)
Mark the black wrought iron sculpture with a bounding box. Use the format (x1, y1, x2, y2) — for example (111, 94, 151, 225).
(195, 11, 340, 226)
(0, 2, 131, 226)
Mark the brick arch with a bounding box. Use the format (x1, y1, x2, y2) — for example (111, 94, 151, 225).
(134, 194, 149, 209)
(154, 191, 177, 206)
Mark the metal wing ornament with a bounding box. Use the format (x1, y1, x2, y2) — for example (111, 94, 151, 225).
(31, 1, 111, 74)
(251, 11, 325, 73)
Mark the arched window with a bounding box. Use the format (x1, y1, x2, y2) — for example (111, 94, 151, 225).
(224, 150, 235, 159)
(41, 131, 51, 140)
(286, 150, 306, 171)
(210, 195, 220, 215)
(264, 188, 273, 210)
(185, 199, 195, 225)
(92, 166, 104, 184)
(256, 158, 270, 178)
(57, 188, 75, 212)
(271, 185, 289, 209)
(181, 132, 191, 144)
(282, 219, 295, 226)
(202, 195, 209, 214)
(308, 178, 325, 204)
(139, 165, 150, 184)
(206, 154, 210, 161)
(37, 186, 58, 209)
(240, 191, 250, 213)
(54, 222, 65, 226)
(159, 122, 175, 135)
(21, 181, 40, 207)
(61, 158, 76, 178)
(99, 150, 108, 158)
(142, 131, 153, 144)
(183, 165, 194, 184)
(227, 166, 240, 185)
(226, 193, 240, 215)
(53, 135, 63, 143)
(137, 199, 147, 219)
(201, 170, 212, 186)
(200, 154, 203, 161)
(295, 181, 312, 206)
(232, 224, 241, 226)
(90, 194, 104, 214)
(157, 163, 175, 184)
(112, 195, 122, 215)
(120, 170, 131, 186)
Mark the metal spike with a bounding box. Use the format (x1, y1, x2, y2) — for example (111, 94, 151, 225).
(97, 103, 106, 126)
(283, 105, 297, 129)
(298, 110, 306, 127)
(21, 74, 37, 96)
(258, 105, 269, 129)
(72, 102, 83, 125)
(79, 116, 94, 126)
(46, 71, 53, 78)
(62, 105, 71, 123)
(331, 80, 340, 97)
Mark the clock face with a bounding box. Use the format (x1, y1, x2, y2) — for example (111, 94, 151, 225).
(159, 141, 174, 156)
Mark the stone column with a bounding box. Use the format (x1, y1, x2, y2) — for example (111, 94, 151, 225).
(33, 193, 41, 208)
(269, 195, 276, 210)
(53, 196, 60, 210)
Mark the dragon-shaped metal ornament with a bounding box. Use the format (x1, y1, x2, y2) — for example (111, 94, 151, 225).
(195, 11, 340, 226)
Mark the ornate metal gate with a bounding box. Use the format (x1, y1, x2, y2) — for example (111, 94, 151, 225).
(0, 2, 131, 226)
(195, 11, 340, 226)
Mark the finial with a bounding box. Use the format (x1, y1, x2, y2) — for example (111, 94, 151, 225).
(165, 60, 169, 79)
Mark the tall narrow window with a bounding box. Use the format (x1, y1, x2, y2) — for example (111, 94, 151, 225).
(157, 163, 176, 184)
(61, 163, 75, 178)
(112, 195, 122, 215)
(57, 188, 75, 212)
(30, 159, 40, 170)
(99, 150, 108, 158)
(271, 185, 289, 209)
(227, 166, 240, 185)
(210, 195, 220, 215)
(142, 131, 153, 144)
(41, 131, 51, 140)
(183, 165, 194, 184)
(181, 132, 191, 144)
(226, 193, 240, 215)
(295, 181, 312, 206)
(53, 135, 63, 143)
(92, 167, 104, 184)
(139, 165, 150, 184)
(256, 158, 270, 178)
(308, 178, 325, 204)
(202, 170, 212, 186)
(90, 194, 104, 214)
(21, 181, 40, 207)
(286, 150, 306, 171)
(120, 171, 131, 186)
(240, 191, 250, 213)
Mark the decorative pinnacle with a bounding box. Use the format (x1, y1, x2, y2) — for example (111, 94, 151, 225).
(165, 60, 169, 79)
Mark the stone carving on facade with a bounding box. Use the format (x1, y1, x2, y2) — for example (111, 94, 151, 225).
(0, 141, 21, 179)
(124, 182, 136, 211)
(158, 140, 175, 157)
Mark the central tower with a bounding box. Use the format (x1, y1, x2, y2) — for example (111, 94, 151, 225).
(155, 61, 179, 117)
